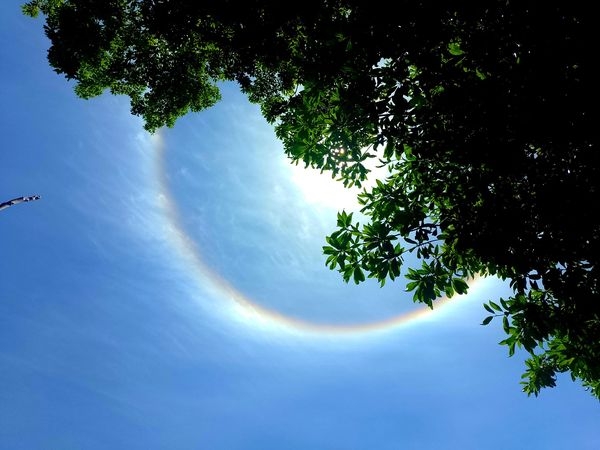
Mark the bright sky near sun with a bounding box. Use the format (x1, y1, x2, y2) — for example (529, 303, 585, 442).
(1, 3, 599, 449)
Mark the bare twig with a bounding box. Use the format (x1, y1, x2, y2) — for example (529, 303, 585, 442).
(0, 195, 41, 212)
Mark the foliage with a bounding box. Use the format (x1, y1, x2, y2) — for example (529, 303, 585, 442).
(24, 1, 600, 399)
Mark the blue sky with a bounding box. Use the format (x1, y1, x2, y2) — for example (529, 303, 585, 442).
(1, 3, 599, 449)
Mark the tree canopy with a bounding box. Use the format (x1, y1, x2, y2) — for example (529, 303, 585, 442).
(24, 0, 600, 399)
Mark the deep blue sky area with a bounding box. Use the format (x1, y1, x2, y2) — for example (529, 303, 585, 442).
(1, 3, 599, 450)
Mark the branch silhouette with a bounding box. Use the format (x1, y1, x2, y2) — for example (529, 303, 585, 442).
(0, 195, 41, 212)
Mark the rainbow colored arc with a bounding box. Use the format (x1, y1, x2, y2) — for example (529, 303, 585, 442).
(154, 132, 480, 335)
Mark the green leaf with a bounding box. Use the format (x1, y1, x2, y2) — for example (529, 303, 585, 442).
(405, 281, 419, 291)
(353, 266, 365, 284)
(342, 265, 354, 283)
(452, 278, 469, 295)
(448, 41, 465, 56)
(481, 315, 494, 325)
(502, 316, 510, 333)
(323, 245, 336, 255)
(489, 301, 502, 312)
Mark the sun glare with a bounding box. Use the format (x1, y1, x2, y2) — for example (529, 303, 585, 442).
(289, 164, 362, 211)
(286, 151, 386, 212)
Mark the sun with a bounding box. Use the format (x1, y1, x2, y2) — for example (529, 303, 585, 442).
(288, 163, 362, 211)
(285, 151, 386, 212)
